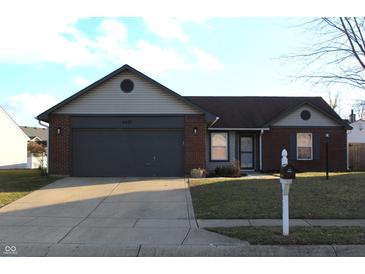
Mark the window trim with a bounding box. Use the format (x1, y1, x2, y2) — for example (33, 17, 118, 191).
(296, 132, 313, 161)
(209, 131, 230, 162)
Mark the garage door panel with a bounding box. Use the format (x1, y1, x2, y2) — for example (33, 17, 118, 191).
(72, 130, 183, 177)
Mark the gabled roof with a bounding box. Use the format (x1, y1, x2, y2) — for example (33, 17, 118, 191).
(37, 64, 215, 122)
(350, 119, 365, 125)
(20, 126, 48, 141)
(35, 64, 350, 129)
(185, 96, 351, 129)
(0, 106, 30, 140)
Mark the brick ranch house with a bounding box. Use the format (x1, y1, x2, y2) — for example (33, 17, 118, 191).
(37, 65, 351, 176)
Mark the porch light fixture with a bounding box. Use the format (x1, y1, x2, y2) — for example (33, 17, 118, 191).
(57, 128, 61, 135)
(193, 127, 198, 135)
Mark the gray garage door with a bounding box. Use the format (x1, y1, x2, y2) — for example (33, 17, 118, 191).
(72, 129, 184, 177)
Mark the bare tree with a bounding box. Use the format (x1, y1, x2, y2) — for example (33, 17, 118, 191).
(353, 100, 365, 119)
(327, 90, 340, 110)
(289, 17, 365, 90)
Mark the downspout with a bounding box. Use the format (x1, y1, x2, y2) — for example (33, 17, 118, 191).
(259, 129, 264, 171)
(38, 119, 49, 174)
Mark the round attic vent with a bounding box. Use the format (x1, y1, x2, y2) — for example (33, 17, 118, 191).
(120, 79, 134, 93)
(300, 110, 311, 120)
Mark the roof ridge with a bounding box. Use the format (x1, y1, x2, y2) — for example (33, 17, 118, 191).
(38, 64, 216, 122)
(0, 106, 30, 139)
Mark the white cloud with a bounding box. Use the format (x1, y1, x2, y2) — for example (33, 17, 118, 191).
(143, 18, 189, 42)
(97, 39, 223, 73)
(73, 76, 90, 87)
(0, 15, 97, 67)
(95, 18, 128, 56)
(0, 16, 223, 73)
(3, 93, 60, 126)
(192, 48, 224, 71)
(95, 18, 223, 73)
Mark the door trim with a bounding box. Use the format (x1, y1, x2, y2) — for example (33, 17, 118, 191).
(239, 135, 255, 170)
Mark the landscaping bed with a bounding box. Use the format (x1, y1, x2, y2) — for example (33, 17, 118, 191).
(207, 226, 365, 245)
(0, 169, 59, 208)
(189, 172, 365, 219)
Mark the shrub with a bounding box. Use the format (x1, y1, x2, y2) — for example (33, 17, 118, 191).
(28, 141, 46, 155)
(214, 166, 230, 177)
(231, 160, 241, 177)
(190, 168, 207, 178)
(215, 160, 241, 177)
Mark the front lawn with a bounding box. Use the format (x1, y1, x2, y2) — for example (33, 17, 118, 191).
(208, 226, 365, 245)
(0, 169, 59, 208)
(189, 172, 365, 219)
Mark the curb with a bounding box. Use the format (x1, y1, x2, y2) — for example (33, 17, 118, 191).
(1, 243, 365, 257)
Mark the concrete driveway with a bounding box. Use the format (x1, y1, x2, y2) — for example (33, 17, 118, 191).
(0, 177, 245, 256)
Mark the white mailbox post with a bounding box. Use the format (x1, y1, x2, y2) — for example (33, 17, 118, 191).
(280, 149, 293, 236)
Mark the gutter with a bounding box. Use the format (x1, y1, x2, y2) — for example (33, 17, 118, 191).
(208, 127, 270, 131)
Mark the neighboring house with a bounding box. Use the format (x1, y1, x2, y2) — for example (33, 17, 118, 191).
(20, 126, 48, 169)
(0, 106, 29, 169)
(348, 119, 365, 143)
(347, 111, 365, 171)
(347, 110, 365, 144)
(20, 126, 48, 146)
(37, 64, 350, 177)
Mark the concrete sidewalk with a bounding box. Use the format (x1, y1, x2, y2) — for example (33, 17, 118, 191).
(197, 219, 365, 228)
(0, 177, 247, 254)
(1, 177, 364, 257)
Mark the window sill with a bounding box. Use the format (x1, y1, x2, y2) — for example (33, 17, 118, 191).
(210, 160, 230, 162)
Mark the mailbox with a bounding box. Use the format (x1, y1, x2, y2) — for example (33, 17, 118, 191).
(280, 164, 296, 179)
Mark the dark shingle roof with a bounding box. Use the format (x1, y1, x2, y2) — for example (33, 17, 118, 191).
(20, 126, 48, 141)
(185, 96, 349, 129)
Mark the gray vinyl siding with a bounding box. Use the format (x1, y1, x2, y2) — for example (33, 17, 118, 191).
(56, 71, 201, 115)
(273, 105, 339, 127)
(205, 131, 261, 173)
(206, 131, 236, 172)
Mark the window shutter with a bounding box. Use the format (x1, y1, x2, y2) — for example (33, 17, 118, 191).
(313, 133, 320, 160)
(289, 133, 297, 160)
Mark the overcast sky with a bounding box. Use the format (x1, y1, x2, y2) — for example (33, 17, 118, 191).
(0, 16, 364, 126)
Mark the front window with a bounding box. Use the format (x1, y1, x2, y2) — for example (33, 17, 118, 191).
(297, 133, 312, 160)
(211, 132, 228, 161)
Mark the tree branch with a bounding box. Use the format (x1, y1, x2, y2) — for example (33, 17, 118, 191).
(340, 17, 365, 69)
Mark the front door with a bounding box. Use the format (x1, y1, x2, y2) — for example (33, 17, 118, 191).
(240, 136, 254, 169)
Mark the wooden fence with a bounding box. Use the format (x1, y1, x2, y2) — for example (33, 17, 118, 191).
(349, 143, 365, 171)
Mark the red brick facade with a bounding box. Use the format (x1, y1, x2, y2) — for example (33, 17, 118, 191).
(49, 115, 71, 175)
(48, 114, 207, 176)
(48, 113, 346, 175)
(262, 127, 347, 172)
(184, 115, 207, 173)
